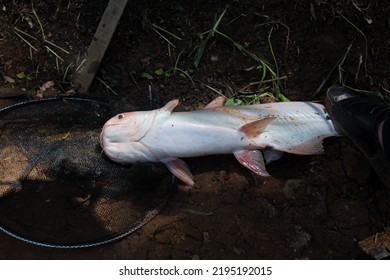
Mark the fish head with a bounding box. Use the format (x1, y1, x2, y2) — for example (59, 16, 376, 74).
(100, 110, 157, 164)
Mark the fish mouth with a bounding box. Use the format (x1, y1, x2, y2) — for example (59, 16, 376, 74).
(99, 123, 118, 149)
(99, 129, 105, 149)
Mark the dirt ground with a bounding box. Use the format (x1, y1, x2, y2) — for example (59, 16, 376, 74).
(1, 0, 390, 259)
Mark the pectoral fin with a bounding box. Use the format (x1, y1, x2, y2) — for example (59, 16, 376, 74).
(239, 117, 275, 139)
(161, 99, 179, 113)
(163, 158, 194, 186)
(204, 96, 225, 109)
(234, 150, 270, 176)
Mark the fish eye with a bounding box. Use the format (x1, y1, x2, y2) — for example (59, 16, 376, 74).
(117, 114, 124, 120)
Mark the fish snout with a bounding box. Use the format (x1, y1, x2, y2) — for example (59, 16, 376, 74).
(100, 119, 117, 149)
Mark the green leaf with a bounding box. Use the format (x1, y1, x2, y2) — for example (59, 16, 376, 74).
(225, 98, 242, 106)
(274, 86, 290, 102)
(29, 88, 37, 96)
(16, 72, 26, 79)
(3, 75, 15, 83)
(27, 72, 36, 80)
(140, 72, 153, 80)
(154, 68, 165, 76)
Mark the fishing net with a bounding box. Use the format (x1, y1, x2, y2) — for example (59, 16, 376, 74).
(0, 97, 173, 248)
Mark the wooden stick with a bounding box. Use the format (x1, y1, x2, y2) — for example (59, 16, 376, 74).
(73, 0, 128, 94)
(0, 87, 27, 98)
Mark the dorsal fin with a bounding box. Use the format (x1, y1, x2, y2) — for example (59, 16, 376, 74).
(239, 117, 275, 139)
(161, 99, 179, 113)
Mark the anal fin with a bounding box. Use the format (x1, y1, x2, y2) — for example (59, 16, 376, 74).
(283, 138, 325, 155)
(233, 150, 270, 176)
(162, 158, 194, 186)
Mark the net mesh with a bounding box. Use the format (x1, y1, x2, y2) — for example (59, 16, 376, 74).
(0, 97, 173, 248)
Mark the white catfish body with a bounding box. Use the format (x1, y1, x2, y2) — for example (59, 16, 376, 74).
(100, 98, 339, 186)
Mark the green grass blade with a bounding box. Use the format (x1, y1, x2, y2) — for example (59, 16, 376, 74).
(194, 8, 227, 67)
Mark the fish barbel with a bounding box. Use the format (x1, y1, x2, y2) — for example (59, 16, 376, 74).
(100, 97, 339, 186)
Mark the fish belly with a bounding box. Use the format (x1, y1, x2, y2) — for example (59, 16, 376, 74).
(140, 110, 248, 159)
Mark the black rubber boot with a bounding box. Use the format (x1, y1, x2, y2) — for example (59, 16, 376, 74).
(326, 86, 390, 188)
